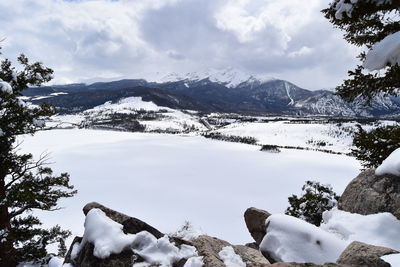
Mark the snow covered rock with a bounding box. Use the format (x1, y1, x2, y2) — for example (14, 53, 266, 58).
(64, 203, 199, 266)
(191, 235, 270, 266)
(339, 169, 400, 220)
(321, 208, 400, 251)
(82, 202, 163, 238)
(259, 214, 348, 264)
(336, 241, 399, 267)
(65, 203, 271, 267)
(244, 207, 271, 246)
(376, 148, 400, 176)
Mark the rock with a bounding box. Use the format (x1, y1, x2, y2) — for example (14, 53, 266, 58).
(269, 264, 338, 267)
(63, 236, 82, 266)
(244, 207, 271, 245)
(191, 235, 270, 267)
(191, 235, 232, 267)
(248, 263, 339, 267)
(83, 202, 163, 238)
(234, 245, 271, 264)
(246, 242, 260, 250)
(339, 169, 400, 220)
(63, 202, 166, 266)
(64, 236, 147, 267)
(248, 241, 399, 267)
(337, 241, 399, 267)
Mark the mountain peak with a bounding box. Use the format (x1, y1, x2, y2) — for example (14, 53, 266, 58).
(148, 67, 276, 88)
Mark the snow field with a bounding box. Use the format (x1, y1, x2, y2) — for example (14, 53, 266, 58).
(19, 129, 360, 250)
(214, 121, 354, 153)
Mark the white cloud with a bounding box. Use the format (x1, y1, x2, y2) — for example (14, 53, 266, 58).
(0, 0, 359, 90)
(288, 46, 313, 58)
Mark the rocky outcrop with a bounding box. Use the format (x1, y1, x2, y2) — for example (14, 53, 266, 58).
(65, 203, 270, 267)
(339, 169, 400, 219)
(64, 203, 167, 266)
(191, 235, 270, 266)
(63, 202, 399, 267)
(336, 241, 399, 267)
(244, 207, 271, 246)
(82, 202, 163, 238)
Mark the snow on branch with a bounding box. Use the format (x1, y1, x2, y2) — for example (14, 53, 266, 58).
(333, 0, 393, 20)
(363, 31, 400, 71)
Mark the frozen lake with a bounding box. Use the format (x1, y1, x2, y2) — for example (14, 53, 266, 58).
(20, 129, 361, 247)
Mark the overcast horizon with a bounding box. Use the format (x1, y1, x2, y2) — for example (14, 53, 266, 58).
(1, 0, 360, 90)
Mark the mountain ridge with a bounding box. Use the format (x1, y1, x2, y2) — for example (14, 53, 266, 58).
(27, 69, 400, 118)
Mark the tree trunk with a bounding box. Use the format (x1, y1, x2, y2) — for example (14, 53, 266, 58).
(0, 172, 17, 267)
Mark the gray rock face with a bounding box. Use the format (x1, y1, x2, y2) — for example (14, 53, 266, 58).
(191, 235, 270, 267)
(337, 241, 399, 267)
(83, 202, 163, 238)
(244, 207, 271, 245)
(339, 169, 400, 219)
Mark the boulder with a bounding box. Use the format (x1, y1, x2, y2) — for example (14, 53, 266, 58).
(64, 202, 166, 266)
(244, 207, 271, 245)
(191, 235, 270, 266)
(83, 202, 163, 238)
(339, 169, 400, 220)
(337, 241, 399, 267)
(234, 245, 271, 264)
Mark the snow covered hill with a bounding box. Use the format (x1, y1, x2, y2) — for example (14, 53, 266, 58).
(44, 94, 400, 155)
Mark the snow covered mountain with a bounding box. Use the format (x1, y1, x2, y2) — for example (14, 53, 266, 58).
(26, 68, 400, 118)
(152, 67, 275, 88)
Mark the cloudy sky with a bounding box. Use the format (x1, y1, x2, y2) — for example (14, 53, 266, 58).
(0, 0, 360, 90)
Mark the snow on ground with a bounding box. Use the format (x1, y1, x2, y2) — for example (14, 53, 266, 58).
(213, 120, 399, 154)
(81, 96, 206, 132)
(260, 214, 348, 264)
(88, 97, 162, 113)
(376, 148, 400, 176)
(46, 114, 85, 129)
(19, 129, 360, 250)
(45, 96, 206, 132)
(214, 121, 353, 153)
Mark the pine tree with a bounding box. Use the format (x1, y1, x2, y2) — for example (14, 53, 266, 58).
(322, 1, 400, 167)
(0, 48, 77, 266)
(285, 181, 339, 226)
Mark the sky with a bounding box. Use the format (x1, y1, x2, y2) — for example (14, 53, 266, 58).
(0, 0, 360, 90)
